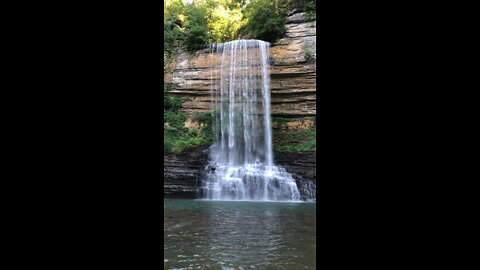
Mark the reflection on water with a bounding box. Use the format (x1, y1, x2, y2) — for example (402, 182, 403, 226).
(164, 199, 316, 270)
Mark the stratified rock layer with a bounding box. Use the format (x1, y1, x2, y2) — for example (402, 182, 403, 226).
(164, 146, 209, 198)
(275, 151, 316, 182)
(165, 12, 316, 118)
(164, 146, 316, 199)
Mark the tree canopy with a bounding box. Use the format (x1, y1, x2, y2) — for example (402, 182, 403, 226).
(164, 0, 315, 53)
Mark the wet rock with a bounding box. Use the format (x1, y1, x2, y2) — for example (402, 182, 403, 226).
(275, 151, 316, 199)
(164, 145, 210, 198)
(164, 147, 316, 200)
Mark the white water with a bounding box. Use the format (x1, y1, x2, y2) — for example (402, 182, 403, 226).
(202, 40, 308, 201)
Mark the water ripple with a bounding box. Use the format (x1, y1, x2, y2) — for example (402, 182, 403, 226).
(164, 199, 316, 270)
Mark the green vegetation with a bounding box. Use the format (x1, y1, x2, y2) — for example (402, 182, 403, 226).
(238, 0, 287, 42)
(164, 0, 316, 52)
(163, 110, 213, 154)
(164, 84, 213, 154)
(304, 44, 314, 61)
(274, 139, 316, 152)
(164, 84, 183, 111)
(273, 116, 315, 123)
(239, 0, 316, 42)
(164, 0, 209, 53)
(292, 0, 316, 19)
(191, 111, 213, 123)
(272, 121, 316, 152)
(206, 1, 244, 42)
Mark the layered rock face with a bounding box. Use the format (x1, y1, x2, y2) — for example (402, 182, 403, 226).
(164, 145, 316, 199)
(164, 146, 209, 198)
(165, 12, 316, 118)
(275, 151, 316, 182)
(275, 151, 316, 201)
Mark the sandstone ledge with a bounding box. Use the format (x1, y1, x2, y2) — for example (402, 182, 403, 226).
(165, 16, 316, 118)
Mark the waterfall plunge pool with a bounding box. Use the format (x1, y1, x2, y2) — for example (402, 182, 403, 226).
(164, 198, 316, 270)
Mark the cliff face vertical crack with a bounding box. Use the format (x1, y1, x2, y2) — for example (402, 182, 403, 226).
(201, 40, 314, 202)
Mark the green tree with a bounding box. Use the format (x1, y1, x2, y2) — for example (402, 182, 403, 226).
(239, 0, 288, 42)
(183, 4, 209, 51)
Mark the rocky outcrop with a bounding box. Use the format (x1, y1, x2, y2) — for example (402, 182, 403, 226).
(275, 151, 316, 182)
(275, 151, 316, 201)
(165, 12, 316, 118)
(164, 146, 209, 198)
(163, 145, 316, 200)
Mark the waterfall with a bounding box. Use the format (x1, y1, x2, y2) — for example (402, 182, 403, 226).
(202, 40, 305, 201)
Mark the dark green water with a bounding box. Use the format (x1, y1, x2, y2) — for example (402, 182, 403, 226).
(164, 199, 316, 270)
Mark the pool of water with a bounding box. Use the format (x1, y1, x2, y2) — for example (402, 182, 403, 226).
(164, 199, 316, 270)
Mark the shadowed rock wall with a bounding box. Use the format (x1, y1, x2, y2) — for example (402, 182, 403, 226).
(164, 146, 209, 198)
(164, 146, 316, 199)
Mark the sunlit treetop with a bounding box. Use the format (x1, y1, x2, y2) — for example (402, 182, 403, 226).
(164, 0, 315, 52)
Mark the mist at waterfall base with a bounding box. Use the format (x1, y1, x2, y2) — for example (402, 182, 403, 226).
(200, 40, 315, 202)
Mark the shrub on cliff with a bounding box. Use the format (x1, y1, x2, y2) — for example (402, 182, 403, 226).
(164, 83, 213, 154)
(164, 137, 174, 153)
(164, 84, 183, 111)
(287, 0, 316, 18)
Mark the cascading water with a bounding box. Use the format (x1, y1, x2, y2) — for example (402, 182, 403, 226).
(201, 39, 313, 202)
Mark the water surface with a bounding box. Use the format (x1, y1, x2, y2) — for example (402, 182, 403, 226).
(164, 199, 316, 269)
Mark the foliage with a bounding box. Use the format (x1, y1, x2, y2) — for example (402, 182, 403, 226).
(304, 45, 314, 61)
(273, 116, 315, 123)
(164, 83, 213, 154)
(210, 8, 241, 41)
(163, 0, 249, 52)
(164, 136, 174, 153)
(164, 0, 209, 52)
(239, 0, 287, 42)
(164, 20, 184, 54)
(164, 84, 184, 111)
(275, 128, 316, 142)
(170, 136, 212, 154)
(272, 122, 316, 152)
(164, 111, 187, 133)
(274, 139, 316, 152)
(164, 0, 317, 52)
(192, 111, 212, 123)
(238, 0, 316, 42)
(183, 4, 210, 51)
(164, 112, 213, 154)
(164, 124, 213, 154)
(287, 0, 316, 19)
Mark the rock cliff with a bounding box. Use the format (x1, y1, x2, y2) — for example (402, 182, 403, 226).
(164, 12, 317, 199)
(275, 151, 316, 201)
(164, 145, 316, 200)
(165, 12, 316, 118)
(164, 146, 209, 198)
